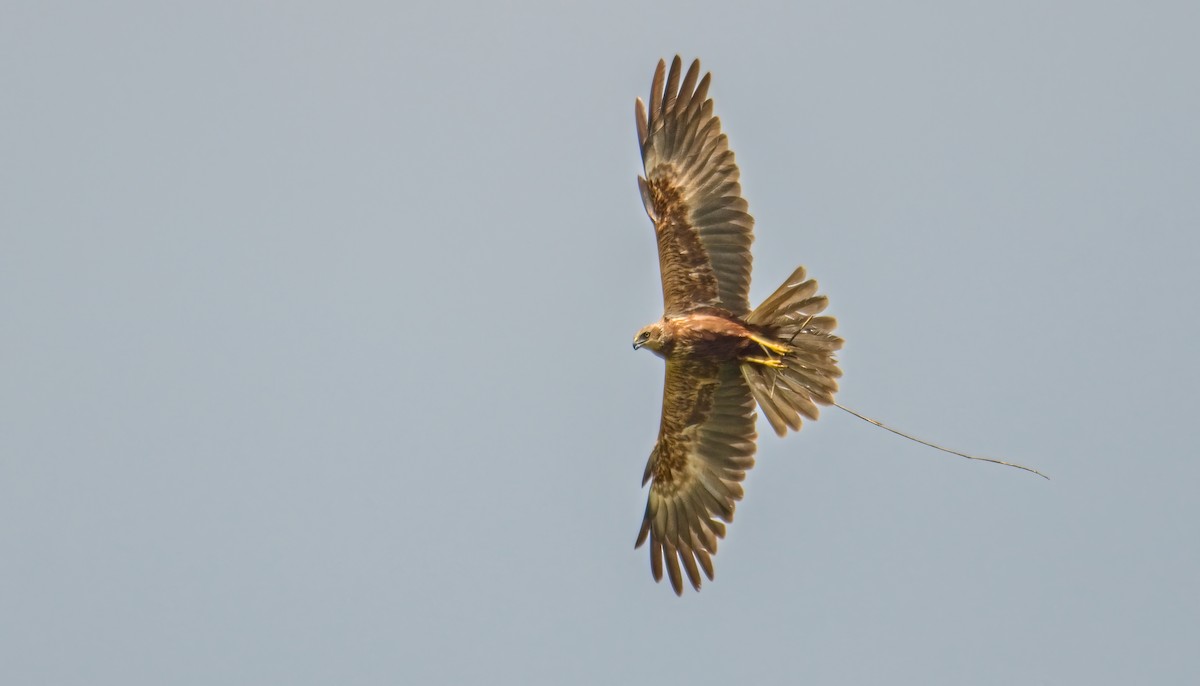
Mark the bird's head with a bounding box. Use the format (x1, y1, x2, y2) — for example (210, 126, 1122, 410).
(632, 321, 667, 355)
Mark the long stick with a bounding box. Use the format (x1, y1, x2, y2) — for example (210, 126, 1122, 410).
(833, 403, 1049, 480)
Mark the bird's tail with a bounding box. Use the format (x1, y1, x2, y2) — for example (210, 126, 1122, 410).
(740, 266, 843, 436)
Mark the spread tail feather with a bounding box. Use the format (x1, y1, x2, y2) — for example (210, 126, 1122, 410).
(741, 266, 843, 436)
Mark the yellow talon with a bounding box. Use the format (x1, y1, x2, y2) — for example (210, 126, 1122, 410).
(744, 356, 787, 369)
(748, 333, 791, 356)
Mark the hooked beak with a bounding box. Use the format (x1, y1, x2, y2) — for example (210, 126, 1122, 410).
(632, 340, 643, 350)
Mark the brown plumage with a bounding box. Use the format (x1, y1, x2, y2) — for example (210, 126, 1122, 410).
(632, 57, 844, 595)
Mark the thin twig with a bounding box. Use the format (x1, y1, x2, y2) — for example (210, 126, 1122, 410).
(832, 403, 1049, 480)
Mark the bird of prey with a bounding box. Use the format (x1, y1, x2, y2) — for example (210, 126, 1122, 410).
(632, 56, 843, 595)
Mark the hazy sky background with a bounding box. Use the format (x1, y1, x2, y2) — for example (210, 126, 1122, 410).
(4, 2, 1198, 684)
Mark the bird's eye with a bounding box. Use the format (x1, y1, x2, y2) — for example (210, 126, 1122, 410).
(640, 332, 651, 341)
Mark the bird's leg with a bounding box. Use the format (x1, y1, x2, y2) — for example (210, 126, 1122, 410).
(742, 355, 787, 369)
(747, 333, 791, 357)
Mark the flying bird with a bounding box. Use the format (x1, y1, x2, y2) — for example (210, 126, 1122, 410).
(632, 56, 844, 595)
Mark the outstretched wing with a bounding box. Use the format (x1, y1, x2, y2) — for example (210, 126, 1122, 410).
(636, 359, 757, 594)
(636, 56, 755, 317)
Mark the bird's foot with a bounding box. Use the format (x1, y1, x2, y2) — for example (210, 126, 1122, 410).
(748, 333, 791, 356)
(743, 356, 787, 369)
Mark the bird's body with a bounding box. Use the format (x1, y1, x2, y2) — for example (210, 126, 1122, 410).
(635, 311, 763, 361)
(630, 57, 844, 594)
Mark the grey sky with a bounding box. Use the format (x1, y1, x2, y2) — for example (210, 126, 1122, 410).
(3, 1, 1198, 684)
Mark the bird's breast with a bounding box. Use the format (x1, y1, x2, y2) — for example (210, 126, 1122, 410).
(664, 313, 753, 361)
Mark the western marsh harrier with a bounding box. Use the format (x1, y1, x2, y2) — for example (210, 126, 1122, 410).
(632, 57, 843, 594)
